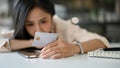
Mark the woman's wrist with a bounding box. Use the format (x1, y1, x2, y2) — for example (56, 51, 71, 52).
(72, 44, 81, 54)
(7, 38, 12, 51)
(9, 39, 33, 50)
(73, 41, 84, 54)
(27, 39, 33, 47)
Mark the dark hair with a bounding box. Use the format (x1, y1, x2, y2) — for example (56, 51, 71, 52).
(13, 0, 55, 40)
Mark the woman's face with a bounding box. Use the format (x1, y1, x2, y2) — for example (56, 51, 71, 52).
(25, 7, 52, 37)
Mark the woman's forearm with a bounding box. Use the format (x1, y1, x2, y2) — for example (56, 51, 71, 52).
(81, 39, 107, 53)
(4, 39, 33, 50)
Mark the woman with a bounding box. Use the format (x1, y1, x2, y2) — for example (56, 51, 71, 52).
(1, 0, 109, 59)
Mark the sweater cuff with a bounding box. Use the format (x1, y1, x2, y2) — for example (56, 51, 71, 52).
(0, 38, 8, 48)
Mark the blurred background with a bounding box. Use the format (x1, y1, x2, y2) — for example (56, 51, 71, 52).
(0, 0, 120, 43)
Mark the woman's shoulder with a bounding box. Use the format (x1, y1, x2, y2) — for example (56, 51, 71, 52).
(53, 15, 69, 24)
(53, 15, 78, 28)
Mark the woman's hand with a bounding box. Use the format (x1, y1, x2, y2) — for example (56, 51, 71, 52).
(39, 39, 80, 59)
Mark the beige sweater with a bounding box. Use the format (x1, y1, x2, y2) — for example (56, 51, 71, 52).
(53, 15, 109, 47)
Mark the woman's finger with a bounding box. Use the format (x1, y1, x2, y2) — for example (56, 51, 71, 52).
(41, 40, 58, 52)
(39, 50, 60, 59)
(51, 54, 63, 59)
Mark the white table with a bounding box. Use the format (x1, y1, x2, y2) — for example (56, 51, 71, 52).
(0, 43, 120, 68)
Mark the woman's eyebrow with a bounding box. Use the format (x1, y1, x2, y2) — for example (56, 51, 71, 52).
(40, 17, 47, 21)
(25, 21, 32, 23)
(25, 17, 47, 23)
(25, 20, 31, 22)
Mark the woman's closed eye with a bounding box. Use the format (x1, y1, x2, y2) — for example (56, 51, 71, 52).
(39, 17, 48, 24)
(25, 21, 34, 26)
(27, 23, 34, 26)
(40, 20, 47, 24)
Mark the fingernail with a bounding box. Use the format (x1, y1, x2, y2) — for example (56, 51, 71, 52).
(41, 48, 45, 53)
(40, 55, 46, 59)
(40, 55, 44, 59)
(40, 53, 43, 56)
(40, 49, 44, 53)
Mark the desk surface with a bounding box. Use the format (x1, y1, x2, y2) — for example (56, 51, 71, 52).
(0, 43, 120, 68)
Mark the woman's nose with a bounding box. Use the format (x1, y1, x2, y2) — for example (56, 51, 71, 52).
(35, 25, 43, 32)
